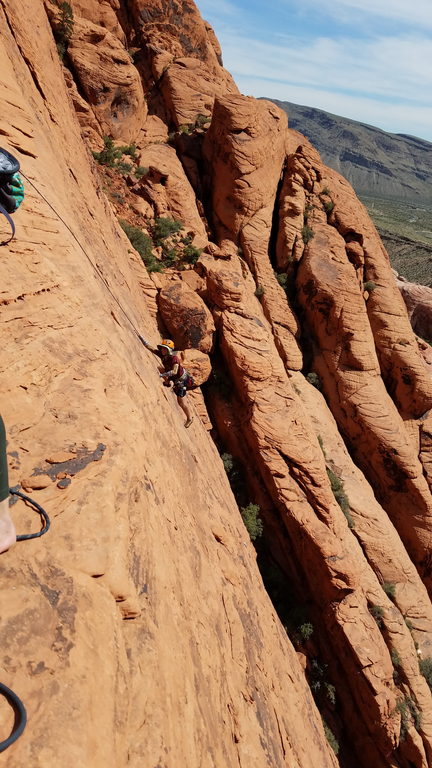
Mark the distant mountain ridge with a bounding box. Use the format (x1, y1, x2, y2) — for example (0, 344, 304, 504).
(268, 99, 432, 203)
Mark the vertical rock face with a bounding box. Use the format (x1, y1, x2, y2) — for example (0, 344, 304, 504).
(1, 1, 432, 768)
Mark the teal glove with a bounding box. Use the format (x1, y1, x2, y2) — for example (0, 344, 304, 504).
(9, 173, 24, 211)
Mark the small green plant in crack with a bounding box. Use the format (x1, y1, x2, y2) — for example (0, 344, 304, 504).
(302, 224, 314, 244)
(183, 244, 202, 265)
(322, 718, 339, 755)
(299, 622, 314, 642)
(221, 452, 234, 473)
(369, 603, 384, 627)
(152, 216, 183, 243)
(363, 280, 376, 293)
(53, 1, 74, 59)
(119, 220, 162, 273)
(195, 113, 211, 129)
(240, 503, 263, 541)
(134, 166, 149, 179)
(306, 372, 322, 390)
(309, 660, 336, 706)
(396, 697, 421, 740)
(405, 617, 414, 631)
(323, 199, 335, 214)
(276, 272, 289, 289)
(92, 137, 123, 168)
(121, 143, 137, 159)
(419, 657, 432, 691)
(382, 582, 396, 601)
(116, 161, 133, 174)
(92, 137, 138, 172)
(254, 284, 265, 298)
(326, 467, 354, 528)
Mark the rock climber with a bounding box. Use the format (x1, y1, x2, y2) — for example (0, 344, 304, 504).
(139, 337, 195, 428)
(0, 415, 16, 554)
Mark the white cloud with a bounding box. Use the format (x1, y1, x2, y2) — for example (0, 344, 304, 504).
(219, 32, 432, 102)
(195, 1, 432, 140)
(196, 0, 240, 20)
(299, 0, 432, 30)
(214, 30, 432, 139)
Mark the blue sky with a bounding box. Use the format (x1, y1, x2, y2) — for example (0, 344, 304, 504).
(195, 0, 432, 141)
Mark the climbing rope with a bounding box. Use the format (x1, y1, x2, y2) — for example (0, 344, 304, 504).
(0, 682, 27, 753)
(20, 171, 145, 344)
(10, 487, 50, 541)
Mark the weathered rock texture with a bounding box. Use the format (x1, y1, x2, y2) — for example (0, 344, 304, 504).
(396, 276, 432, 344)
(1, 1, 432, 768)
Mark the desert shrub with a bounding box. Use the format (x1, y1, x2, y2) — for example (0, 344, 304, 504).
(120, 143, 137, 158)
(299, 622, 314, 642)
(240, 503, 263, 541)
(152, 217, 183, 243)
(110, 191, 125, 203)
(383, 582, 396, 601)
(161, 247, 178, 267)
(54, 1, 74, 59)
(183, 244, 202, 264)
(93, 136, 123, 168)
(419, 657, 432, 691)
(135, 166, 149, 179)
(397, 697, 421, 739)
(317, 434, 325, 454)
(119, 220, 162, 272)
(195, 113, 211, 128)
(405, 617, 414, 631)
(391, 649, 401, 668)
(363, 280, 376, 292)
(92, 138, 137, 172)
(325, 683, 336, 705)
(322, 719, 339, 755)
(323, 199, 335, 214)
(321, 186, 331, 196)
(254, 284, 265, 298)
(369, 603, 384, 627)
(306, 372, 322, 390)
(276, 272, 288, 288)
(326, 467, 354, 528)
(221, 453, 234, 473)
(178, 124, 191, 134)
(116, 161, 133, 174)
(302, 224, 314, 244)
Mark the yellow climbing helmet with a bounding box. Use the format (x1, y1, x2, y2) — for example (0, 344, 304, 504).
(158, 339, 175, 354)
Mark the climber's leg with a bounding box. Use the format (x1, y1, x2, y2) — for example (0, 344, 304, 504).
(175, 386, 193, 428)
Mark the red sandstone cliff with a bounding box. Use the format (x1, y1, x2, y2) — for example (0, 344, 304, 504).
(0, 1, 431, 767)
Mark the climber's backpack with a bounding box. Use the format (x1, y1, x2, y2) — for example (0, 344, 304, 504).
(0, 147, 24, 244)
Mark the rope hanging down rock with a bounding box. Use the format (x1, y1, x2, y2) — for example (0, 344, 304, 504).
(0, 682, 27, 753)
(10, 486, 51, 540)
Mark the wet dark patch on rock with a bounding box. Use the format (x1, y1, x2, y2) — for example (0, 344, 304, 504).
(32, 443, 107, 481)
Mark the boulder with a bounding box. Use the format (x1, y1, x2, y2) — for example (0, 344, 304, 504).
(158, 281, 215, 352)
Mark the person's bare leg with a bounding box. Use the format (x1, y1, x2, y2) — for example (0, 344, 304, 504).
(177, 395, 193, 427)
(0, 496, 15, 554)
